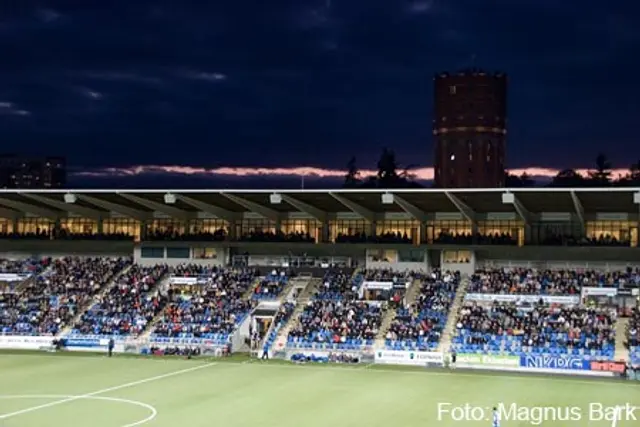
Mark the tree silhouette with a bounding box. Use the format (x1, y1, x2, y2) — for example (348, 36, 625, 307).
(505, 172, 535, 187)
(548, 169, 587, 187)
(376, 147, 400, 187)
(343, 149, 422, 188)
(343, 156, 361, 188)
(616, 160, 640, 186)
(588, 153, 612, 186)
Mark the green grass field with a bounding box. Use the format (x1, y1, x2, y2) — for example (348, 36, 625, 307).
(1, 353, 639, 427)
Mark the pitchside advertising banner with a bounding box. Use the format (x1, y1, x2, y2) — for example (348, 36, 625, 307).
(0, 335, 53, 350)
(456, 353, 520, 367)
(520, 354, 591, 370)
(374, 350, 444, 366)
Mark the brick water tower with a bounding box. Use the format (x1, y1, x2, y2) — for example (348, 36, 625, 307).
(433, 69, 507, 188)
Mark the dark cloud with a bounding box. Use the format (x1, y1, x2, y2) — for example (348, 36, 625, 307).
(0, 0, 638, 178)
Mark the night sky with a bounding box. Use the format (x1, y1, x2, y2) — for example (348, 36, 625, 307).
(1, 0, 638, 187)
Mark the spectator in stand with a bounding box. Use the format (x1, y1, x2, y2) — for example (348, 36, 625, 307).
(454, 301, 616, 358)
(628, 308, 639, 349)
(73, 264, 169, 336)
(316, 270, 361, 301)
(0, 227, 134, 241)
(542, 231, 630, 247)
(144, 227, 227, 242)
(386, 270, 458, 351)
(240, 229, 314, 243)
(470, 268, 637, 294)
(434, 231, 516, 245)
(288, 299, 381, 346)
(0, 257, 130, 335)
(252, 269, 288, 300)
(152, 266, 256, 341)
(335, 232, 410, 244)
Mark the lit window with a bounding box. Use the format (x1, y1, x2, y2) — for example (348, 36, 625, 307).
(449, 85, 456, 95)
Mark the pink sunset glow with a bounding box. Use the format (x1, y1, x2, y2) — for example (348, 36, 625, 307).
(72, 165, 631, 181)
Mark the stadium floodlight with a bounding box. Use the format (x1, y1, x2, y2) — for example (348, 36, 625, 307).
(270, 193, 282, 204)
(63, 193, 77, 204)
(381, 193, 394, 204)
(502, 192, 515, 204)
(634, 192, 640, 204)
(164, 193, 176, 204)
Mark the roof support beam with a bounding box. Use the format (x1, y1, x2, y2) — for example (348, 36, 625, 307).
(444, 192, 476, 222)
(219, 192, 280, 222)
(329, 192, 375, 222)
(21, 193, 102, 220)
(502, 192, 532, 225)
(280, 194, 327, 222)
(390, 193, 427, 222)
(0, 198, 59, 220)
(175, 194, 238, 222)
(570, 190, 585, 228)
(77, 194, 150, 221)
(0, 207, 21, 220)
(118, 193, 191, 220)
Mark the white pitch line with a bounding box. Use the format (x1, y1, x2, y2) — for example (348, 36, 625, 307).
(0, 362, 217, 421)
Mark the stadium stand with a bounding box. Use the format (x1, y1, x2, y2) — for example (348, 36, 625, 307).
(151, 265, 256, 346)
(252, 269, 288, 300)
(453, 301, 617, 360)
(385, 270, 459, 351)
(469, 268, 638, 294)
(315, 270, 363, 301)
(288, 300, 381, 349)
(72, 264, 169, 337)
(629, 308, 639, 365)
(262, 302, 295, 352)
(287, 269, 387, 350)
(0, 257, 130, 335)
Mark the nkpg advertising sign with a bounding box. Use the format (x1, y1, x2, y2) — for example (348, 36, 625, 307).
(521, 354, 591, 371)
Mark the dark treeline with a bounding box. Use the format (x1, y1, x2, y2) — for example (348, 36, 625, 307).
(343, 150, 640, 188)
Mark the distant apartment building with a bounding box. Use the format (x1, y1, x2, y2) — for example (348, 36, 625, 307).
(0, 155, 66, 188)
(433, 69, 507, 188)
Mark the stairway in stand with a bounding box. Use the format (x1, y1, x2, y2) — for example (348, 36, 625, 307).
(270, 277, 320, 354)
(614, 317, 630, 362)
(138, 272, 176, 340)
(57, 264, 133, 337)
(437, 276, 470, 353)
(242, 276, 264, 300)
(374, 278, 423, 349)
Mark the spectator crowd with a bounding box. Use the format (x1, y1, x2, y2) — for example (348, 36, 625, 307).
(252, 269, 288, 300)
(0, 257, 130, 335)
(469, 268, 640, 295)
(386, 270, 459, 351)
(454, 301, 617, 358)
(73, 264, 169, 336)
(152, 266, 256, 342)
(288, 299, 382, 348)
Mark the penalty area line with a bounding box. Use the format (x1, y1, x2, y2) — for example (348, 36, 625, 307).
(0, 361, 217, 421)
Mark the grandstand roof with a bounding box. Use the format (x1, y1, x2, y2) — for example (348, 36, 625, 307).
(0, 188, 638, 220)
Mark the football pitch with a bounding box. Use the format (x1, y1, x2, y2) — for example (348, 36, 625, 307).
(1, 353, 638, 427)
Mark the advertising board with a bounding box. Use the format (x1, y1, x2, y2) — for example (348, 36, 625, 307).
(0, 335, 53, 350)
(520, 354, 591, 371)
(374, 350, 444, 366)
(590, 361, 626, 374)
(456, 353, 520, 367)
(464, 293, 579, 305)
